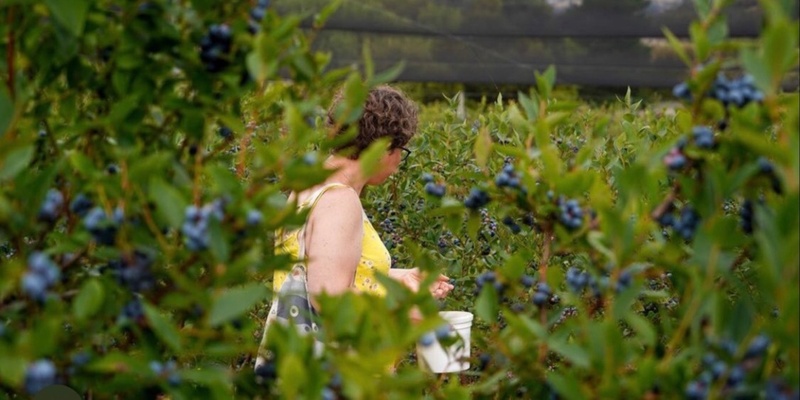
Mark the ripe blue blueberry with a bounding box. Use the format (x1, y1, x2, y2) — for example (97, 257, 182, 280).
(218, 126, 233, 139)
(69, 194, 94, 217)
(247, 209, 263, 226)
(421, 173, 434, 183)
(24, 359, 56, 394)
(464, 188, 490, 209)
(663, 147, 687, 170)
(532, 292, 548, 306)
(745, 334, 770, 359)
(672, 82, 691, 100)
(419, 332, 435, 347)
(692, 126, 716, 149)
(434, 324, 452, 340)
(424, 182, 446, 198)
(38, 189, 64, 222)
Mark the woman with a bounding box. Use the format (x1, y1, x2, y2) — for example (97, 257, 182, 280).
(256, 85, 454, 372)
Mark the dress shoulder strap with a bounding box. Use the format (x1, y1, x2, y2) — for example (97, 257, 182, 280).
(301, 183, 353, 212)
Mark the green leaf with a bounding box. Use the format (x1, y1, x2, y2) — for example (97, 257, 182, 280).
(359, 137, 391, 178)
(547, 339, 590, 369)
(44, 0, 90, 36)
(535, 65, 557, 99)
(73, 279, 104, 322)
(763, 22, 799, 85)
(0, 354, 26, 387)
(690, 21, 710, 61)
(547, 371, 585, 400)
(143, 303, 182, 352)
(662, 28, 692, 67)
(208, 283, 268, 327)
(474, 127, 492, 169)
(368, 61, 405, 86)
(741, 48, 771, 93)
(148, 177, 187, 229)
(0, 88, 12, 137)
(0, 145, 34, 182)
(623, 314, 656, 347)
(207, 215, 230, 263)
(474, 285, 498, 323)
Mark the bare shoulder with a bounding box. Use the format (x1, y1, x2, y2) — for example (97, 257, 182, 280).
(309, 186, 363, 226)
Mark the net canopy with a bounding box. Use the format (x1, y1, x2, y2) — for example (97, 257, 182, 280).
(274, 0, 799, 88)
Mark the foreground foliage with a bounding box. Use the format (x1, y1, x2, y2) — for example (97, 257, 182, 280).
(0, 0, 798, 399)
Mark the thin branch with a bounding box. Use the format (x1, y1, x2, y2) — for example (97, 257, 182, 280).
(5, 7, 15, 100)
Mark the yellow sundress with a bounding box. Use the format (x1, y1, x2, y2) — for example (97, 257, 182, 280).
(256, 183, 392, 363)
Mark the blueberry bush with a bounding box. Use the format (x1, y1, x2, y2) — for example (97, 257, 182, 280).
(1, 0, 798, 399)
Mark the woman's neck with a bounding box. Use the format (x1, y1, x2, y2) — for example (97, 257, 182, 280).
(322, 155, 368, 195)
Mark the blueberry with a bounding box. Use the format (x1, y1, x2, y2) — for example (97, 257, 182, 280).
(727, 365, 744, 387)
(321, 387, 336, 400)
(167, 373, 181, 386)
(419, 332, 435, 347)
(532, 292, 548, 306)
(538, 282, 551, 295)
(71, 352, 91, 367)
(69, 194, 94, 217)
(218, 126, 233, 139)
(247, 209, 263, 226)
(745, 335, 770, 359)
(250, 6, 266, 22)
(685, 381, 707, 400)
(150, 361, 164, 375)
(424, 182, 445, 198)
(24, 359, 56, 394)
(757, 157, 775, 174)
(520, 275, 535, 288)
(421, 173, 434, 183)
(672, 82, 691, 100)
(255, 360, 277, 380)
(22, 273, 48, 301)
(434, 325, 452, 340)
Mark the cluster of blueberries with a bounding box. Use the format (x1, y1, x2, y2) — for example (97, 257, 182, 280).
(531, 282, 552, 307)
(464, 188, 490, 210)
(22, 252, 61, 302)
(199, 24, 233, 73)
(495, 163, 522, 189)
(83, 206, 124, 246)
(502, 216, 521, 234)
(685, 335, 771, 399)
(422, 173, 446, 198)
(673, 73, 764, 107)
(557, 197, 583, 230)
(657, 205, 701, 241)
(181, 199, 226, 251)
(120, 298, 145, 324)
(150, 360, 181, 386)
(108, 250, 156, 294)
(37, 189, 64, 222)
(248, 0, 270, 34)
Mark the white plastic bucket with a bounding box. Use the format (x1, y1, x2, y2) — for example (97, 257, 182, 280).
(416, 311, 473, 373)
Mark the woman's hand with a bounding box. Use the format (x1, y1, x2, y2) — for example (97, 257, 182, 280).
(390, 268, 454, 299)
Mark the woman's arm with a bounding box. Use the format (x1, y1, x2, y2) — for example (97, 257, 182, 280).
(303, 188, 364, 312)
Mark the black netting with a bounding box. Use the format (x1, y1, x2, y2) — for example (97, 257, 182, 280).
(275, 0, 800, 87)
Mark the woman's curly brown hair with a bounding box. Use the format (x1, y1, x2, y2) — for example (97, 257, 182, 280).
(327, 85, 418, 159)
